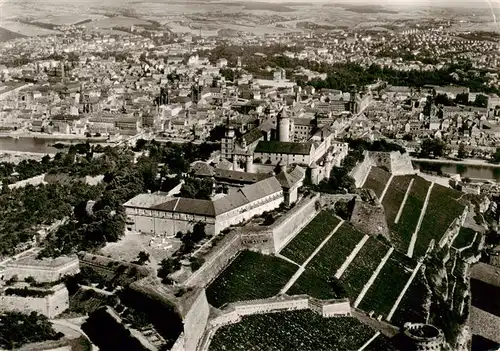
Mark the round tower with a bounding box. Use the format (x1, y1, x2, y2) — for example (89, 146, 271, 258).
(278, 107, 290, 142)
(245, 154, 254, 173)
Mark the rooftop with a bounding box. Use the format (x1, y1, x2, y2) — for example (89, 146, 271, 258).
(255, 140, 312, 155)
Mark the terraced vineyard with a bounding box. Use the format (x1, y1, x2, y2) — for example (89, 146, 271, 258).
(206, 251, 297, 308)
(415, 184, 466, 257)
(359, 250, 416, 318)
(452, 227, 477, 250)
(362, 167, 392, 198)
(209, 311, 395, 351)
(339, 237, 388, 300)
(390, 268, 429, 326)
(382, 175, 413, 224)
(390, 176, 431, 253)
(280, 211, 340, 264)
(287, 223, 365, 299)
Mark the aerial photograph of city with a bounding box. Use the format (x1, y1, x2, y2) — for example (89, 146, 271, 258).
(0, 0, 499, 350)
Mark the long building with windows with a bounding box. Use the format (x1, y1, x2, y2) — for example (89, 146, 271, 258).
(124, 176, 286, 236)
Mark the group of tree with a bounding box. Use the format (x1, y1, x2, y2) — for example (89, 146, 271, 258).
(206, 44, 500, 96)
(419, 138, 447, 158)
(431, 92, 488, 109)
(0, 312, 63, 349)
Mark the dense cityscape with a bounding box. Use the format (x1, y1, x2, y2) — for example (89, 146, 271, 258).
(0, 1, 500, 351)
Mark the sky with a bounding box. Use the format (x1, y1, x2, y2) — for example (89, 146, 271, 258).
(267, 0, 497, 8)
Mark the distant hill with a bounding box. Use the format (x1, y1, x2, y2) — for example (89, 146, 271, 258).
(0, 27, 26, 43)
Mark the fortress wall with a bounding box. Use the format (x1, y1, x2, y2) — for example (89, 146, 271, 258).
(390, 152, 415, 175)
(0, 285, 69, 318)
(4, 260, 80, 283)
(319, 300, 352, 317)
(240, 231, 274, 254)
(184, 195, 319, 288)
(350, 200, 390, 240)
(271, 194, 319, 253)
(319, 194, 357, 209)
(438, 206, 469, 249)
(199, 296, 352, 351)
(350, 152, 373, 188)
(183, 290, 210, 351)
(184, 233, 243, 288)
(369, 152, 393, 171)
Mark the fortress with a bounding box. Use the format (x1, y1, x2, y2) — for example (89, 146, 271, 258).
(0, 284, 69, 318)
(182, 193, 319, 288)
(351, 151, 415, 188)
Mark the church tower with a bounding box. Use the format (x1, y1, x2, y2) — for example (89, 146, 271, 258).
(278, 107, 290, 142)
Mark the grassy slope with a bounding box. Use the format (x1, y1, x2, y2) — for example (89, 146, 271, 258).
(280, 211, 340, 264)
(209, 311, 391, 351)
(206, 251, 297, 308)
(287, 223, 364, 299)
(391, 176, 430, 254)
(415, 183, 466, 257)
(363, 166, 392, 198)
(359, 250, 416, 318)
(340, 237, 388, 301)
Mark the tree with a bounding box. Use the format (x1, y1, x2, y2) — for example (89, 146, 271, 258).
(179, 177, 213, 200)
(493, 148, 500, 163)
(474, 94, 488, 108)
(457, 143, 467, 159)
(136, 251, 150, 265)
(420, 138, 446, 158)
(158, 258, 180, 281)
(190, 257, 205, 271)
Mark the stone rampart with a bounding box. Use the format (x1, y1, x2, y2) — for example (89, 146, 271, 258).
(183, 195, 320, 288)
(369, 151, 414, 175)
(350, 199, 390, 240)
(0, 284, 69, 318)
(350, 152, 372, 188)
(183, 289, 210, 351)
(438, 207, 468, 249)
(200, 295, 352, 351)
(183, 232, 243, 288)
(271, 194, 319, 252)
(351, 151, 414, 188)
(319, 193, 357, 209)
(390, 152, 415, 175)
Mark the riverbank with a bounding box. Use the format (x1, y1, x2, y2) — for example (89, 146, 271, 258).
(0, 131, 108, 142)
(0, 151, 54, 164)
(411, 157, 500, 168)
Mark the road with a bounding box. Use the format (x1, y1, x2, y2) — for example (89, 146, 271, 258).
(51, 318, 99, 351)
(411, 157, 500, 168)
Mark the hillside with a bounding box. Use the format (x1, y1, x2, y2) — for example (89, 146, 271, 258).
(0, 27, 26, 42)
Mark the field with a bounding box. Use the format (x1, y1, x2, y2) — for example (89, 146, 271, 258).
(390, 176, 430, 253)
(382, 175, 413, 223)
(362, 166, 391, 198)
(0, 21, 61, 37)
(390, 268, 429, 326)
(340, 237, 389, 300)
(206, 251, 297, 308)
(209, 311, 393, 351)
(359, 250, 416, 318)
(86, 16, 155, 29)
(452, 227, 477, 250)
(0, 27, 26, 42)
(415, 184, 466, 257)
(287, 223, 365, 299)
(280, 210, 340, 264)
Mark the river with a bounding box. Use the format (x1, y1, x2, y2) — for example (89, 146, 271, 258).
(0, 136, 105, 154)
(412, 160, 500, 182)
